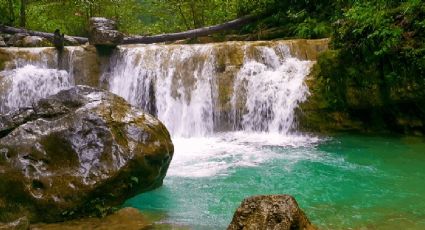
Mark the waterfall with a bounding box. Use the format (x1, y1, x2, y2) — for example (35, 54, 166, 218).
(1, 41, 314, 136)
(108, 45, 217, 137)
(0, 48, 74, 113)
(231, 45, 312, 134)
(107, 42, 313, 137)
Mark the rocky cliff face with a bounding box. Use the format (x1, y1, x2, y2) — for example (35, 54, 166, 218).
(0, 86, 173, 223)
(297, 52, 425, 135)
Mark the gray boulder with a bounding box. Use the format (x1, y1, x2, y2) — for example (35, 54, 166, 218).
(0, 85, 173, 223)
(88, 17, 123, 47)
(228, 195, 316, 230)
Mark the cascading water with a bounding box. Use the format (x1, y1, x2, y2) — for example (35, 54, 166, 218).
(106, 41, 318, 178)
(231, 45, 312, 134)
(107, 42, 313, 137)
(108, 45, 217, 137)
(0, 48, 74, 113)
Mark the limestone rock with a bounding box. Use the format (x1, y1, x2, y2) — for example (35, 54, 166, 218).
(0, 85, 173, 223)
(228, 195, 316, 230)
(0, 37, 6, 47)
(88, 17, 123, 47)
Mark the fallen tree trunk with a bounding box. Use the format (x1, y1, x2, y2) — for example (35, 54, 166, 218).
(1, 14, 261, 45)
(122, 14, 259, 44)
(0, 25, 88, 44)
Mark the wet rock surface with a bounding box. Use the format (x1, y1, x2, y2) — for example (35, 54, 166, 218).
(89, 17, 123, 47)
(0, 85, 173, 223)
(228, 195, 316, 230)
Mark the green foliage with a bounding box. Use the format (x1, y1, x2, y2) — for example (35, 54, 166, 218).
(294, 17, 331, 39)
(0, 0, 241, 36)
(316, 0, 425, 110)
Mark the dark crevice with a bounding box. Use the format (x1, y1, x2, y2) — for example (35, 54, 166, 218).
(0, 128, 14, 139)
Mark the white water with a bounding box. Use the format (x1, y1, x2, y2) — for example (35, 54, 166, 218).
(108, 45, 217, 137)
(0, 48, 75, 113)
(0, 47, 91, 113)
(231, 46, 312, 134)
(0, 65, 73, 113)
(108, 43, 312, 136)
(106, 42, 317, 177)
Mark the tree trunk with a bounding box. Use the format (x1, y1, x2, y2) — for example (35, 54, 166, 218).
(0, 25, 88, 44)
(8, 0, 15, 24)
(123, 14, 259, 44)
(1, 14, 263, 45)
(19, 0, 27, 27)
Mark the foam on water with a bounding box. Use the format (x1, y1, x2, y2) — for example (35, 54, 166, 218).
(167, 132, 322, 178)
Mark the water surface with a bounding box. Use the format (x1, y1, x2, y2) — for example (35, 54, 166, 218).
(126, 133, 425, 229)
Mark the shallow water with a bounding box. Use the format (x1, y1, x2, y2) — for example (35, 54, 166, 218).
(125, 133, 425, 229)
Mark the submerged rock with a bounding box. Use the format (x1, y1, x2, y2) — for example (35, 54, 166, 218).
(89, 17, 123, 47)
(0, 85, 173, 223)
(228, 195, 316, 230)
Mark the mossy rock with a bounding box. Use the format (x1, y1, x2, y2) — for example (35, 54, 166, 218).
(0, 86, 174, 223)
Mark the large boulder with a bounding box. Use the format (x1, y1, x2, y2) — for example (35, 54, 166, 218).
(0, 85, 173, 223)
(228, 195, 316, 230)
(88, 17, 123, 47)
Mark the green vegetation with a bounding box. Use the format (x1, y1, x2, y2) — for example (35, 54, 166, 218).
(0, 0, 352, 38)
(316, 0, 425, 107)
(313, 0, 425, 133)
(0, 0, 239, 36)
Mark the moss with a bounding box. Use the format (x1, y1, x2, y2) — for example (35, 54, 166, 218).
(40, 134, 80, 170)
